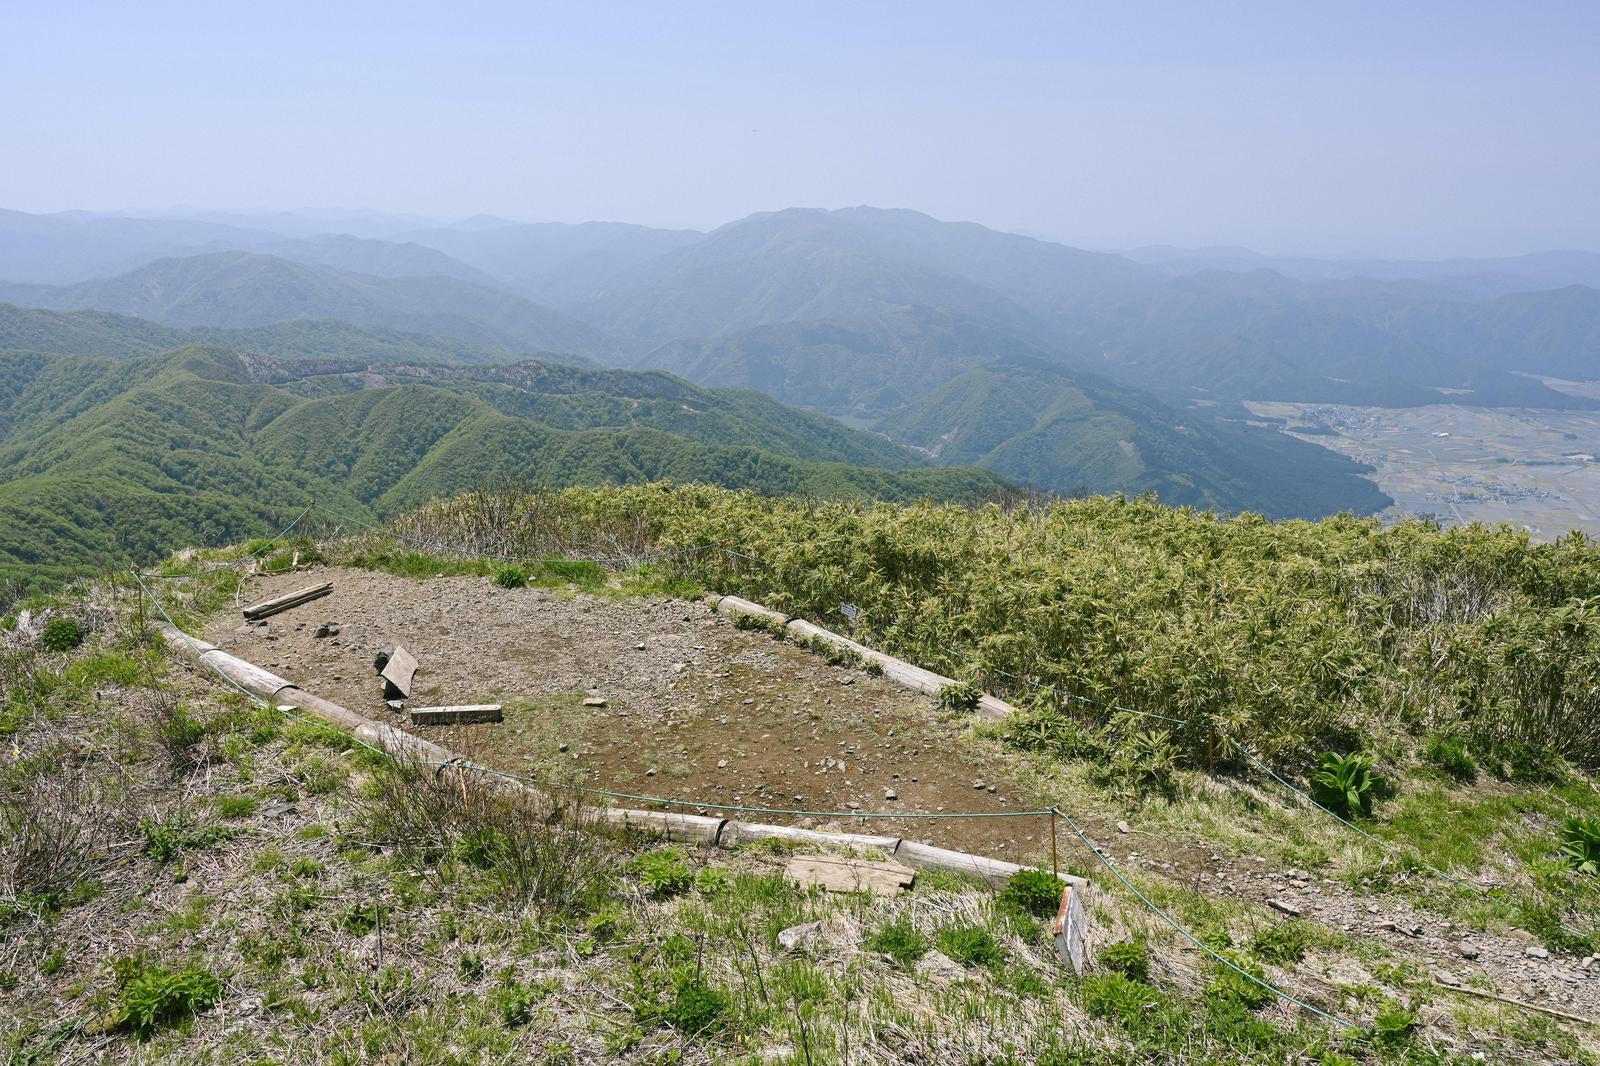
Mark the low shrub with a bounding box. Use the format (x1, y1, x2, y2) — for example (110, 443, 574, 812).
(113, 959, 222, 1038)
(634, 848, 694, 898)
(1421, 735, 1477, 783)
(494, 566, 528, 589)
(937, 680, 980, 712)
(139, 813, 231, 863)
(664, 976, 731, 1035)
(1251, 920, 1315, 965)
(1371, 1003, 1417, 1046)
(1079, 970, 1162, 1026)
(998, 869, 1064, 919)
(1097, 939, 1149, 982)
(936, 923, 1003, 968)
(353, 756, 616, 913)
(1205, 952, 1273, 1011)
(40, 617, 84, 653)
(865, 920, 928, 967)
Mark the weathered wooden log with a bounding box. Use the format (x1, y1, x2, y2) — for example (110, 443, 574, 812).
(379, 645, 418, 699)
(719, 820, 901, 851)
(785, 618, 948, 695)
(714, 594, 791, 629)
(409, 704, 503, 726)
(242, 582, 332, 620)
(596, 807, 726, 843)
(894, 839, 1086, 890)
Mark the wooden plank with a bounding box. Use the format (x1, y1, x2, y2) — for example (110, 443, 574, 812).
(242, 582, 332, 620)
(409, 704, 503, 726)
(379, 645, 418, 699)
(1053, 884, 1088, 974)
(785, 854, 915, 896)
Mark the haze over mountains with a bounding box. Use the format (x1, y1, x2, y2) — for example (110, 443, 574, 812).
(3, 202, 1598, 581)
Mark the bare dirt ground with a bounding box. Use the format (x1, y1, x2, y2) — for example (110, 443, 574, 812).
(205, 565, 1057, 862)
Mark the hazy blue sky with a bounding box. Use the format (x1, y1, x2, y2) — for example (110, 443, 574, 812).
(4, 1, 1597, 256)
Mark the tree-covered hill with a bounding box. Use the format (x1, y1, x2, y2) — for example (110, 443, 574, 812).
(566, 207, 1595, 410)
(880, 360, 1393, 518)
(0, 252, 628, 363)
(0, 347, 1008, 588)
(0, 304, 568, 365)
(644, 308, 1394, 519)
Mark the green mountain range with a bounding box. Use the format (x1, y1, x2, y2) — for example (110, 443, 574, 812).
(0, 303, 555, 365)
(0, 252, 625, 362)
(4, 204, 1596, 556)
(0, 343, 1006, 589)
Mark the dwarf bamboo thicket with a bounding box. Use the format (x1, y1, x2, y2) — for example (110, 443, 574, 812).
(383, 484, 1600, 771)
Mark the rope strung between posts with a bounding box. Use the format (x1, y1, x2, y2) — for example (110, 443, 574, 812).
(1051, 804, 1361, 1031)
(311, 502, 756, 569)
(1234, 748, 1489, 897)
(138, 503, 315, 580)
(983, 667, 1491, 897)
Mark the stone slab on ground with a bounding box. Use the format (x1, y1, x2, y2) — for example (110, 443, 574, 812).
(785, 854, 915, 896)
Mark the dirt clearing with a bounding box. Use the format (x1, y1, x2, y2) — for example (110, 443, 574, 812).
(205, 566, 1056, 862)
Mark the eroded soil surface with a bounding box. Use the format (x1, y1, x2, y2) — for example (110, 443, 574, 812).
(206, 566, 1056, 861)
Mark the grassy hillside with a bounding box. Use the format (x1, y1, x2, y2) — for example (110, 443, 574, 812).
(0, 253, 627, 363)
(3, 488, 1598, 1063)
(0, 348, 1007, 589)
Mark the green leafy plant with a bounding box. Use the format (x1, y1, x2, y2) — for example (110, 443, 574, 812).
(937, 680, 980, 711)
(1559, 817, 1600, 875)
(1309, 751, 1380, 817)
(1097, 939, 1150, 982)
(865, 920, 928, 967)
(936, 923, 1003, 968)
(634, 848, 693, 897)
(495, 982, 541, 1027)
(1205, 952, 1273, 1011)
(1371, 1003, 1417, 1046)
(40, 618, 84, 653)
(997, 869, 1064, 919)
(663, 975, 730, 1035)
(1104, 726, 1181, 798)
(114, 960, 222, 1037)
(139, 814, 230, 863)
(1079, 970, 1163, 1026)
(1251, 920, 1314, 965)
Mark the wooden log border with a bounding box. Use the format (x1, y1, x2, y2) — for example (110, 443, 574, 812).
(710, 594, 1017, 721)
(158, 625, 1081, 890)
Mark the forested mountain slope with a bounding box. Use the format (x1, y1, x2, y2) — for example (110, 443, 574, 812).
(0, 253, 628, 362)
(0, 347, 1005, 588)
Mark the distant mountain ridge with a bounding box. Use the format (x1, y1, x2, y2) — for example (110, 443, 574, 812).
(3, 203, 1596, 530)
(0, 252, 629, 362)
